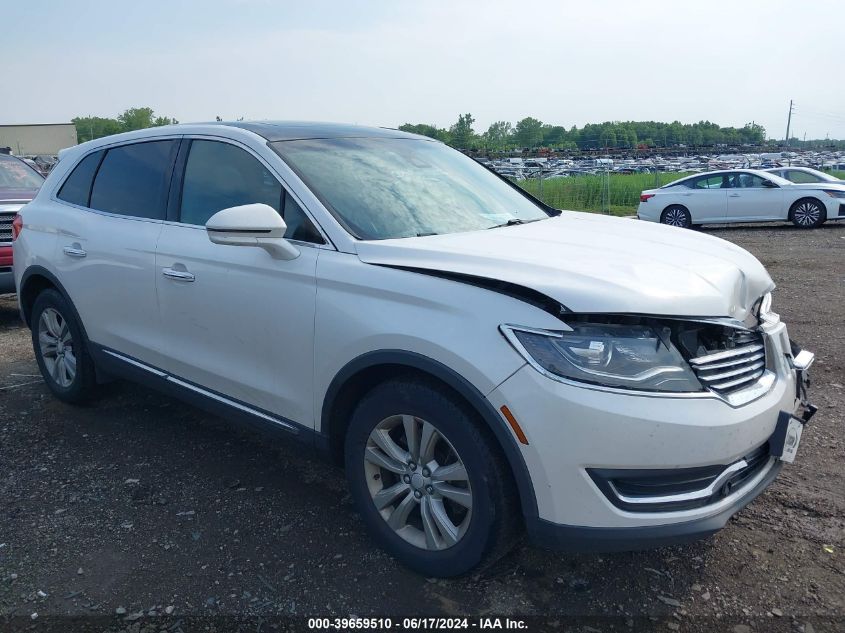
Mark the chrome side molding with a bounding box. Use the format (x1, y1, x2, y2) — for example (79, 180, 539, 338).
(101, 349, 297, 433)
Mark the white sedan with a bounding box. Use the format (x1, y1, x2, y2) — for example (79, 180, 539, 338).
(637, 169, 845, 228)
(763, 166, 843, 184)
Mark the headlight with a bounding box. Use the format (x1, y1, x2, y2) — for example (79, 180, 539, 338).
(823, 189, 845, 199)
(501, 322, 702, 393)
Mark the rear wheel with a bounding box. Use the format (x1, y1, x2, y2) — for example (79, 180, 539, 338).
(31, 289, 98, 404)
(789, 198, 826, 228)
(344, 378, 519, 577)
(660, 205, 692, 228)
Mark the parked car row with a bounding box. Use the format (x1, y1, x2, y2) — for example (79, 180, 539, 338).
(11, 122, 815, 576)
(484, 150, 845, 181)
(637, 169, 845, 228)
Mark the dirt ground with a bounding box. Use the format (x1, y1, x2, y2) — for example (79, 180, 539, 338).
(1, 222, 843, 633)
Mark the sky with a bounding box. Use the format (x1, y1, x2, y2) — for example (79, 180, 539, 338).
(4, 0, 845, 139)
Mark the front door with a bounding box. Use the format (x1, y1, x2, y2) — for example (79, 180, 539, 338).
(154, 138, 324, 428)
(727, 172, 784, 221)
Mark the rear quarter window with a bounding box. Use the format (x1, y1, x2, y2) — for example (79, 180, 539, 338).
(57, 150, 104, 207)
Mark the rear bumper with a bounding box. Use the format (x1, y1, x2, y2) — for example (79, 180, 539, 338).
(526, 459, 783, 552)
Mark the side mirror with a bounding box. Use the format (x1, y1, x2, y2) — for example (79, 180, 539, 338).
(206, 203, 300, 260)
(761, 179, 778, 188)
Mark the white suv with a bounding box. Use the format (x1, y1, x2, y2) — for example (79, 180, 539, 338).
(12, 122, 815, 577)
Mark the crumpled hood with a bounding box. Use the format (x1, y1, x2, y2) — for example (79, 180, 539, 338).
(356, 212, 774, 320)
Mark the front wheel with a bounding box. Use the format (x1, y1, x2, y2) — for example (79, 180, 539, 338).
(31, 289, 98, 404)
(344, 378, 520, 577)
(790, 198, 826, 228)
(660, 205, 692, 228)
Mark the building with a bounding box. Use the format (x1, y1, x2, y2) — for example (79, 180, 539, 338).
(0, 123, 78, 156)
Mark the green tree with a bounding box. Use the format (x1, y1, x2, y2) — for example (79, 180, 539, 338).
(513, 117, 544, 148)
(541, 125, 567, 147)
(482, 121, 512, 151)
(599, 126, 617, 149)
(398, 123, 451, 143)
(449, 113, 476, 149)
(118, 107, 157, 131)
(73, 107, 179, 142)
(72, 116, 122, 143)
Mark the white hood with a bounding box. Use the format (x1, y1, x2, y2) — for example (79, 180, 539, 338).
(356, 212, 774, 320)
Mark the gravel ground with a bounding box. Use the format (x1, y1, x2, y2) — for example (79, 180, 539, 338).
(0, 222, 843, 633)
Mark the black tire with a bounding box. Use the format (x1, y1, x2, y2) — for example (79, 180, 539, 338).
(344, 377, 520, 577)
(789, 198, 826, 228)
(660, 205, 692, 228)
(31, 289, 98, 404)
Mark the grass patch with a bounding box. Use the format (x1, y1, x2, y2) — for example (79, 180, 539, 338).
(518, 172, 690, 215)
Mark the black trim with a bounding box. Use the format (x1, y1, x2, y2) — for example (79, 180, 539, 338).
(321, 349, 539, 519)
(527, 459, 782, 552)
(89, 344, 322, 448)
(375, 264, 570, 318)
(588, 442, 771, 513)
(166, 138, 190, 222)
(206, 227, 274, 234)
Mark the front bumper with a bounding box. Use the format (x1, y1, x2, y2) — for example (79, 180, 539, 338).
(488, 318, 813, 549)
(525, 459, 783, 551)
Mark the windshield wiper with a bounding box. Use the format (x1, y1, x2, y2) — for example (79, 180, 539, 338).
(487, 218, 543, 230)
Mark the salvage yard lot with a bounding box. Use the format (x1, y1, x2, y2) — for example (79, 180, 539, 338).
(1, 221, 844, 632)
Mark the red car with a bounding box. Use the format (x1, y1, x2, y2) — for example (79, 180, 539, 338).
(1, 154, 44, 293)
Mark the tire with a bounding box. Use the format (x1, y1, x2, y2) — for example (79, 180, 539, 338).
(660, 205, 692, 228)
(789, 198, 826, 228)
(344, 377, 520, 577)
(31, 289, 98, 404)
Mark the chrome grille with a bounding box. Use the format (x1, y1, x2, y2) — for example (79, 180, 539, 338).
(0, 211, 15, 244)
(689, 333, 766, 394)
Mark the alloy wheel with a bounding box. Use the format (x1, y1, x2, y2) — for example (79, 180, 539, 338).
(793, 201, 821, 226)
(38, 307, 76, 388)
(663, 207, 689, 227)
(363, 414, 473, 551)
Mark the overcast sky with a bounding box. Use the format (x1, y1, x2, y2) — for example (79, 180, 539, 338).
(4, 0, 845, 139)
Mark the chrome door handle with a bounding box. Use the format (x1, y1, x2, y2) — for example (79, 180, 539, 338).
(729, 194, 741, 197)
(63, 245, 87, 258)
(162, 267, 195, 282)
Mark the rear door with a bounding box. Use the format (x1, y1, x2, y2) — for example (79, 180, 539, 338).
(680, 174, 729, 222)
(154, 138, 324, 427)
(53, 138, 180, 366)
(726, 172, 784, 221)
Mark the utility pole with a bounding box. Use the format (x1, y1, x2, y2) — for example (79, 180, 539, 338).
(785, 99, 794, 149)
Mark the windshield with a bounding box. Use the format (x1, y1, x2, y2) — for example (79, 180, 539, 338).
(0, 155, 44, 189)
(272, 138, 550, 239)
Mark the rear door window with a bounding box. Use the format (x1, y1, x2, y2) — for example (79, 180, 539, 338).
(57, 150, 104, 207)
(90, 140, 178, 219)
(692, 174, 728, 189)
